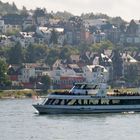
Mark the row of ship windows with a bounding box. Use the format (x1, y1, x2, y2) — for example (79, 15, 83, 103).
(45, 99, 140, 106)
(53, 80, 84, 84)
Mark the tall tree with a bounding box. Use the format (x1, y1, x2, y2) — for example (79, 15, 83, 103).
(20, 6, 28, 16)
(46, 47, 61, 66)
(50, 29, 58, 44)
(26, 44, 36, 63)
(12, 2, 18, 13)
(112, 49, 123, 80)
(25, 44, 47, 63)
(8, 42, 24, 64)
(0, 59, 11, 87)
(60, 47, 71, 60)
(41, 75, 51, 90)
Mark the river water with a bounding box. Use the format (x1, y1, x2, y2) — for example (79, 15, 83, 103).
(0, 99, 140, 140)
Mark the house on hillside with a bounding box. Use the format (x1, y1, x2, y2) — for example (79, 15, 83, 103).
(80, 51, 98, 65)
(8, 63, 50, 88)
(69, 54, 80, 63)
(33, 33, 46, 45)
(22, 16, 35, 31)
(82, 65, 108, 83)
(8, 65, 22, 87)
(122, 20, 140, 44)
(93, 31, 107, 43)
(13, 32, 35, 47)
(67, 64, 83, 76)
(122, 53, 139, 86)
(2, 14, 23, 33)
(99, 53, 113, 82)
(50, 62, 84, 89)
(84, 19, 107, 29)
(0, 35, 12, 47)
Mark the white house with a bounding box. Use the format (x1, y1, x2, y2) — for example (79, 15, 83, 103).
(51, 66, 76, 81)
(0, 35, 12, 47)
(84, 19, 107, 29)
(36, 26, 51, 43)
(18, 66, 35, 83)
(82, 65, 108, 83)
(16, 32, 35, 48)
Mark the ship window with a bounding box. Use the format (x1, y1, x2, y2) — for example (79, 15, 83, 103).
(53, 99, 62, 105)
(81, 99, 84, 105)
(84, 100, 88, 105)
(73, 84, 82, 89)
(45, 99, 55, 105)
(60, 99, 65, 105)
(64, 99, 71, 105)
(112, 100, 120, 104)
(73, 100, 79, 105)
(68, 99, 76, 105)
(83, 85, 98, 90)
(44, 98, 49, 105)
(120, 99, 140, 105)
(89, 99, 99, 105)
(101, 99, 109, 104)
(78, 99, 82, 105)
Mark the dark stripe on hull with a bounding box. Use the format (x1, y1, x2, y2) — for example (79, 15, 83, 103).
(33, 105, 140, 114)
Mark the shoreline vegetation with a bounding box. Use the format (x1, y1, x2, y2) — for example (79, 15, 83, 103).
(0, 89, 68, 99)
(0, 89, 39, 99)
(0, 88, 139, 99)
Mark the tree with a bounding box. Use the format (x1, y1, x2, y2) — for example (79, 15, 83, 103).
(54, 11, 73, 20)
(0, 1, 19, 15)
(33, 8, 46, 17)
(0, 59, 11, 87)
(112, 49, 123, 80)
(46, 48, 60, 66)
(26, 44, 36, 63)
(50, 29, 58, 44)
(25, 44, 47, 63)
(60, 47, 71, 60)
(20, 6, 28, 16)
(124, 64, 138, 84)
(8, 42, 24, 64)
(120, 23, 127, 33)
(33, 8, 46, 24)
(41, 75, 51, 90)
(109, 16, 125, 26)
(77, 44, 91, 52)
(12, 2, 18, 12)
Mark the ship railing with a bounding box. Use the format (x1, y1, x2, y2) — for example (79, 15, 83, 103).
(109, 91, 140, 96)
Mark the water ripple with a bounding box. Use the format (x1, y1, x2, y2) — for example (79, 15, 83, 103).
(0, 99, 140, 140)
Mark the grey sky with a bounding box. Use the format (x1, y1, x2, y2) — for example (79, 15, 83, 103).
(1, 0, 140, 21)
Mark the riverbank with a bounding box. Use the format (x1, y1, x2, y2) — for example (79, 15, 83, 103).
(0, 89, 38, 99)
(0, 87, 139, 99)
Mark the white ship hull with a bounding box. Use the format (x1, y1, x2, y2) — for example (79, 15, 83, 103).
(33, 104, 140, 114)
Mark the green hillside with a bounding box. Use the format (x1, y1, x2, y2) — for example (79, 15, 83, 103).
(0, 1, 19, 15)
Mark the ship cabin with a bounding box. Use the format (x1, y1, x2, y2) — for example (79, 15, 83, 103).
(69, 83, 99, 95)
(41, 83, 140, 107)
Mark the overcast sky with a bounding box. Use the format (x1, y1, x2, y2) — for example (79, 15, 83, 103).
(1, 0, 140, 21)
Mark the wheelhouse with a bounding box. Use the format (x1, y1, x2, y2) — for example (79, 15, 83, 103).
(69, 83, 99, 95)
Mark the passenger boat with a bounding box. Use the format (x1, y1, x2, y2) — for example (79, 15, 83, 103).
(33, 82, 140, 114)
